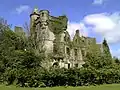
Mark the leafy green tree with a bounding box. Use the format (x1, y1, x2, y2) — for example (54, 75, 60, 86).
(102, 38, 113, 65)
(113, 56, 120, 64)
(0, 17, 44, 86)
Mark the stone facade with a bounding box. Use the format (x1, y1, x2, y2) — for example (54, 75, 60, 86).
(29, 8, 103, 69)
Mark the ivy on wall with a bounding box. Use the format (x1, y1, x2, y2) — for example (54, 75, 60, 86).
(49, 15, 68, 34)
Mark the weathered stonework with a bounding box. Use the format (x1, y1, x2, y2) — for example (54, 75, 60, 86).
(29, 8, 103, 69)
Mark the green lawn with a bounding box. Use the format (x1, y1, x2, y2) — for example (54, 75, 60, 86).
(0, 84, 120, 90)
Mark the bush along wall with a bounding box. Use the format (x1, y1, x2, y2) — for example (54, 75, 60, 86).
(2, 66, 120, 87)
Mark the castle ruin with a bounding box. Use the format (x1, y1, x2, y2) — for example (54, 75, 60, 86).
(29, 8, 103, 69)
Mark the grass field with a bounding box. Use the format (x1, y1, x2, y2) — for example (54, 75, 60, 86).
(0, 84, 120, 90)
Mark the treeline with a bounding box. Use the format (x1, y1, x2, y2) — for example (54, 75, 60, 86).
(0, 17, 120, 87)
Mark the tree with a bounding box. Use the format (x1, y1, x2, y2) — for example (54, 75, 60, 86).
(83, 39, 113, 69)
(113, 56, 120, 64)
(102, 38, 112, 65)
(0, 17, 45, 86)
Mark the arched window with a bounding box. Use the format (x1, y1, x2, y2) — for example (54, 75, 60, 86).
(41, 12, 44, 17)
(75, 39, 77, 43)
(68, 64, 70, 69)
(66, 47, 70, 55)
(81, 50, 85, 57)
(74, 49, 77, 56)
(53, 62, 59, 68)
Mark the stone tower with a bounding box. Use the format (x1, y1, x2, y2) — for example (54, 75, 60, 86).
(30, 9, 55, 56)
(30, 8, 39, 36)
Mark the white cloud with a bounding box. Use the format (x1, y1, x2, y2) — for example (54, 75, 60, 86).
(15, 5, 31, 14)
(83, 12, 120, 44)
(81, 12, 120, 58)
(92, 0, 106, 5)
(67, 12, 120, 44)
(67, 22, 88, 39)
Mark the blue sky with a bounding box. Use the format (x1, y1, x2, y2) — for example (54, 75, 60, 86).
(0, 0, 120, 58)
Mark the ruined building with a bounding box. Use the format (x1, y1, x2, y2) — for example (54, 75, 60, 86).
(29, 8, 103, 69)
